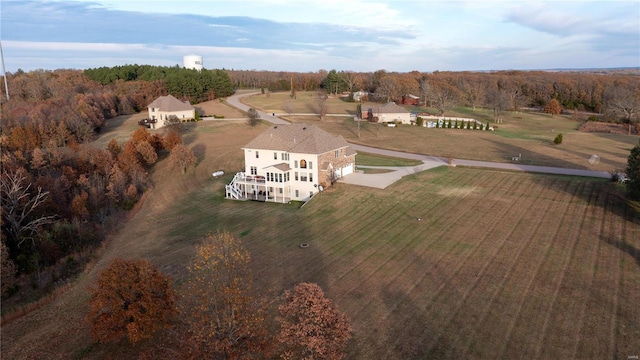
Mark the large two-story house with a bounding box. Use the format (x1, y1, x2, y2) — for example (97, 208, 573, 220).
(226, 123, 356, 203)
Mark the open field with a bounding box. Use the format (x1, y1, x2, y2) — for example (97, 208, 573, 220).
(2, 118, 639, 359)
(242, 92, 638, 172)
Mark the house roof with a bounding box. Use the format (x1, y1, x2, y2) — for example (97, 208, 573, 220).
(244, 123, 351, 154)
(266, 163, 291, 172)
(363, 102, 410, 114)
(147, 95, 194, 112)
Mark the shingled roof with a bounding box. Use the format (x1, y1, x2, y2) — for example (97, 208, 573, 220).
(378, 101, 410, 114)
(243, 123, 351, 154)
(147, 95, 194, 112)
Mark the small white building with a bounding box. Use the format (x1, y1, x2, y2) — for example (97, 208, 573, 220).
(226, 124, 356, 203)
(147, 95, 195, 129)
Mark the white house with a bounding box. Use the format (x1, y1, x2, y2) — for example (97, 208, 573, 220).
(146, 95, 195, 129)
(361, 102, 412, 124)
(226, 123, 356, 203)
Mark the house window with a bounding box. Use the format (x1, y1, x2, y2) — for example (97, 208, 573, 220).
(310, 173, 313, 182)
(300, 159, 307, 168)
(282, 153, 289, 161)
(309, 191, 313, 198)
(294, 160, 298, 168)
(278, 173, 283, 182)
(250, 166, 257, 175)
(301, 173, 308, 182)
(335, 150, 339, 158)
(309, 161, 313, 169)
(295, 172, 299, 181)
(279, 188, 283, 194)
(256, 151, 259, 159)
(152, 108, 155, 112)
(274, 152, 277, 160)
(295, 190, 299, 198)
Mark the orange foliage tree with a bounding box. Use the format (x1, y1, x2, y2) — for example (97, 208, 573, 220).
(278, 282, 352, 360)
(87, 258, 177, 345)
(168, 144, 196, 174)
(544, 99, 562, 116)
(180, 231, 270, 358)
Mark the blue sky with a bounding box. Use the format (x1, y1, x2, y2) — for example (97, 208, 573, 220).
(1, 0, 639, 73)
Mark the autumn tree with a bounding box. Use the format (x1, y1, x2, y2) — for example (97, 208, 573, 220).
(278, 282, 352, 360)
(180, 231, 270, 359)
(87, 258, 177, 345)
(246, 107, 261, 128)
(168, 144, 196, 174)
(544, 99, 562, 116)
(627, 140, 640, 201)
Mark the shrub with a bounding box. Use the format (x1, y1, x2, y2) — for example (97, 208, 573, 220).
(554, 133, 563, 145)
(473, 122, 477, 130)
(416, 117, 424, 127)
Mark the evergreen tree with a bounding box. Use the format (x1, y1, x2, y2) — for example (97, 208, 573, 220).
(627, 140, 640, 200)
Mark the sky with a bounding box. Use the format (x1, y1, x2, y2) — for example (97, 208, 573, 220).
(1, 0, 639, 73)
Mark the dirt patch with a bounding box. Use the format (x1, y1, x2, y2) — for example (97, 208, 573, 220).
(579, 121, 639, 135)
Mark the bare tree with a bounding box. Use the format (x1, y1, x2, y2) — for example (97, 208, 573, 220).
(338, 71, 360, 94)
(283, 101, 294, 116)
(604, 86, 640, 135)
(485, 87, 510, 124)
(418, 76, 431, 107)
(429, 81, 459, 115)
(316, 90, 329, 120)
(0, 169, 56, 248)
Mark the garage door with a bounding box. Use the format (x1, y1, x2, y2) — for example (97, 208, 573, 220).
(341, 164, 354, 176)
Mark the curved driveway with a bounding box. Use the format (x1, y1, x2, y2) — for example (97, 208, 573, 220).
(225, 92, 612, 189)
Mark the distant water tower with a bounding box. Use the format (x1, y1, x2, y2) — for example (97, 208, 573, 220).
(183, 55, 203, 71)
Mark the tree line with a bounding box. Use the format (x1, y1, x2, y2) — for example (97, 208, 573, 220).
(84, 64, 234, 104)
(229, 68, 639, 125)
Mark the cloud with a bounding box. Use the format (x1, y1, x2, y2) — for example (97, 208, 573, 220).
(505, 2, 640, 57)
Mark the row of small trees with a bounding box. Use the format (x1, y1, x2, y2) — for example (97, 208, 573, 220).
(417, 117, 492, 131)
(87, 231, 352, 359)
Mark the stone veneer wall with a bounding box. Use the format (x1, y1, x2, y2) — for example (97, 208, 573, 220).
(317, 147, 356, 187)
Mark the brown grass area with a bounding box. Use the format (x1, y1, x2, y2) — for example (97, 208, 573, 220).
(241, 94, 638, 172)
(195, 99, 245, 118)
(2, 103, 639, 359)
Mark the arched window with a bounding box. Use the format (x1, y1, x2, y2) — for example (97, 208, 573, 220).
(300, 159, 307, 168)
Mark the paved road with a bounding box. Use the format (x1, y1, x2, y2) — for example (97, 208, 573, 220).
(225, 92, 613, 189)
(226, 92, 289, 125)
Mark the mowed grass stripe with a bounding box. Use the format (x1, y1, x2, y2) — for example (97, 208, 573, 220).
(485, 177, 576, 359)
(453, 177, 569, 358)
(574, 189, 620, 359)
(417, 176, 540, 358)
(502, 180, 589, 357)
(534, 181, 594, 359)
(613, 201, 640, 359)
(567, 185, 610, 359)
